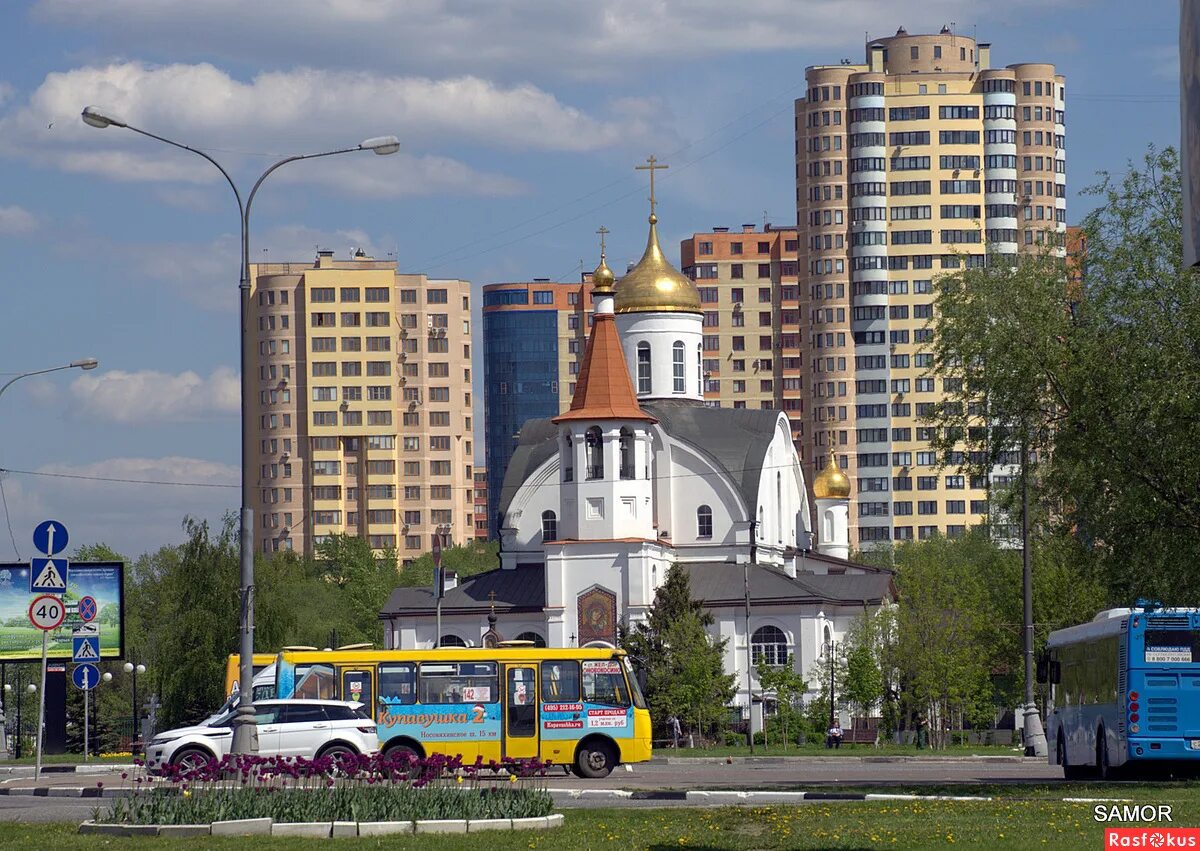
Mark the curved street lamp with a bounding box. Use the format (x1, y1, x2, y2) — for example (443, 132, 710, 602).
(0, 359, 99, 403)
(82, 105, 398, 756)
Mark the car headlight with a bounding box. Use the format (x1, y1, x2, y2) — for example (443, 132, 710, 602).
(150, 735, 178, 746)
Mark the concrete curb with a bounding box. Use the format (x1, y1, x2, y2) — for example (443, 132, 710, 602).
(546, 788, 1110, 804)
(0, 763, 136, 775)
(77, 814, 567, 837)
(651, 755, 1033, 765)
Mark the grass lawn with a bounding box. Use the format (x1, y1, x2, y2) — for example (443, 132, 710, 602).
(2, 788, 1198, 850)
(2, 753, 131, 765)
(662, 742, 1021, 757)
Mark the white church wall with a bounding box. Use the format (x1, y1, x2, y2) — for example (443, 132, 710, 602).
(615, 312, 704, 403)
(751, 414, 814, 557)
(658, 436, 745, 548)
(501, 454, 561, 568)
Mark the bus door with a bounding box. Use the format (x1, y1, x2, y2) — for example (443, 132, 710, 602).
(503, 664, 539, 759)
(340, 668, 374, 713)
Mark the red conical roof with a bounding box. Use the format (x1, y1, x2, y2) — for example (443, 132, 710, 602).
(552, 314, 656, 424)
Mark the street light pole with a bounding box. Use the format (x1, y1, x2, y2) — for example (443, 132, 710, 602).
(1021, 442, 1048, 757)
(123, 661, 145, 754)
(0, 360, 99, 405)
(82, 106, 399, 755)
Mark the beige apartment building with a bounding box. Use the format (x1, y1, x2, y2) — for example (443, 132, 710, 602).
(679, 225, 803, 439)
(794, 27, 1065, 546)
(247, 250, 476, 561)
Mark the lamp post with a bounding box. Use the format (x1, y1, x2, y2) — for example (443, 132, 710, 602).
(83, 106, 399, 755)
(0, 359, 99, 404)
(123, 662, 145, 755)
(5, 681, 36, 760)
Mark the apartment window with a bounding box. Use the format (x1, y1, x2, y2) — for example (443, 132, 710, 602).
(365, 312, 390, 327)
(426, 288, 448, 304)
(310, 287, 335, 303)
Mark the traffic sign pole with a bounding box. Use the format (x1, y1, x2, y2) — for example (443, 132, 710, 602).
(83, 674, 88, 763)
(35, 630, 47, 780)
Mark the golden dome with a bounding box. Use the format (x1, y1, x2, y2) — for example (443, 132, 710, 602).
(812, 450, 851, 500)
(614, 214, 701, 314)
(592, 257, 616, 293)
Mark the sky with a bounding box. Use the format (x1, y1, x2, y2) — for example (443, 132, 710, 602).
(0, 0, 1182, 562)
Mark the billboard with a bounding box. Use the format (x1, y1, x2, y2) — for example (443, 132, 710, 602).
(0, 562, 124, 663)
(1183, 0, 1200, 266)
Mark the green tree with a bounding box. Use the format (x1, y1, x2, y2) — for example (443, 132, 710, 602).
(622, 565, 735, 741)
(843, 639, 883, 725)
(756, 653, 806, 748)
(891, 531, 1006, 748)
(394, 540, 499, 588)
(927, 145, 1200, 603)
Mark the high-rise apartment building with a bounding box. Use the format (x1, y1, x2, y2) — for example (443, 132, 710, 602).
(473, 468, 489, 540)
(794, 27, 1065, 546)
(247, 250, 476, 561)
(679, 224, 803, 439)
(481, 280, 592, 536)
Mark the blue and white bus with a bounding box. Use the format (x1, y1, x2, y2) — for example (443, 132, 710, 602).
(1045, 603, 1200, 779)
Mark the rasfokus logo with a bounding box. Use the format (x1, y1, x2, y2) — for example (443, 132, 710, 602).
(1105, 829, 1200, 847)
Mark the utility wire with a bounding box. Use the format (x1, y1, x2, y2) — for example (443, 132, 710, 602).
(0, 467, 237, 489)
(0, 472, 21, 559)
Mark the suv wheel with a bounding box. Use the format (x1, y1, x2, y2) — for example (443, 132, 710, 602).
(172, 747, 214, 773)
(317, 743, 358, 777)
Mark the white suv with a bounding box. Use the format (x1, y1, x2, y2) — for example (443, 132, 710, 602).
(147, 700, 378, 771)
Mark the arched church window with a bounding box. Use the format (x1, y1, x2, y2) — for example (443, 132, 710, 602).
(585, 427, 604, 479)
(672, 341, 686, 393)
(619, 428, 635, 480)
(514, 631, 547, 647)
(438, 634, 469, 648)
(562, 431, 573, 482)
(696, 345, 702, 396)
(636, 342, 652, 394)
(697, 505, 713, 538)
(752, 625, 789, 667)
(541, 510, 558, 542)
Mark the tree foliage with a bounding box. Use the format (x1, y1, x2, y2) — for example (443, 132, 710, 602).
(756, 653, 806, 747)
(622, 565, 735, 738)
(927, 145, 1200, 603)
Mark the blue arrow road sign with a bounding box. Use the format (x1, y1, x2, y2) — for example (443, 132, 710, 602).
(29, 557, 68, 594)
(72, 635, 100, 663)
(72, 663, 99, 691)
(32, 520, 68, 557)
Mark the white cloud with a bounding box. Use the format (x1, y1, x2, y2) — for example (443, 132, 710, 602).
(68, 367, 240, 423)
(0, 457, 238, 560)
(31, 0, 1050, 78)
(0, 62, 619, 193)
(0, 205, 37, 234)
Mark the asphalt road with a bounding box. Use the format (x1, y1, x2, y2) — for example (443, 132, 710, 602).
(0, 757, 1072, 821)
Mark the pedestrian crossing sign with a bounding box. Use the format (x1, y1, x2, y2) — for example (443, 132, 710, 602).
(29, 557, 68, 594)
(72, 635, 100, 663)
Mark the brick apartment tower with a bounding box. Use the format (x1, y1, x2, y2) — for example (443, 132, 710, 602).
(794, 27, 1065, 546)
(247, 250, 476, 561)
(679, 224, 803, 441)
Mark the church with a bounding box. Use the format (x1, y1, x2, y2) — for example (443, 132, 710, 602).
(381, 175, 894, 718)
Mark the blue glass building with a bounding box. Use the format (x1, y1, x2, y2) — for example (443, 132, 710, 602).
(483, 287, 563, 538)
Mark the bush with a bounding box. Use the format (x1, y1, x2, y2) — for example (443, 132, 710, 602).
(722, 730, 743, 747)
(752, 732, 766, 746)
(102, 752, 554, 825)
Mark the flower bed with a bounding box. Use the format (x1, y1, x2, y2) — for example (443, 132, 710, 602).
(97, 752, 555, 826)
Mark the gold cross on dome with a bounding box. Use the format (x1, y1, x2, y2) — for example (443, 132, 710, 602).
(635, 155, 669, 216)
(596, 225, 609, 258)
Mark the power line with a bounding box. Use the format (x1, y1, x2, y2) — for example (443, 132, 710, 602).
(0, 467, 238, 489)
(0, 473, 21, 560)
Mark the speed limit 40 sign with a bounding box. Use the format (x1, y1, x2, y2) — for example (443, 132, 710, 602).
(28, 595, 66, 631)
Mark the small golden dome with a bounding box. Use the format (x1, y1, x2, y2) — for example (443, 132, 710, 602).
(592, 257, 616, 293)
(812, 450, 851, 500)
(614, 214, 701, 314)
